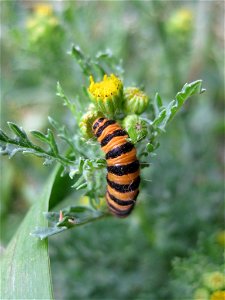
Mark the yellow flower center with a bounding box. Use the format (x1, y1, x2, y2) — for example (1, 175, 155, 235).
(88, 74, 122, 101)
(210, 291, 225, 300)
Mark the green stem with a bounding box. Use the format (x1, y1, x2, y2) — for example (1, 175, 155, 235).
(1, 138, 74, 167)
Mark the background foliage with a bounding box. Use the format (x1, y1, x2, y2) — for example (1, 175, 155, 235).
(1, 1, 224, 299)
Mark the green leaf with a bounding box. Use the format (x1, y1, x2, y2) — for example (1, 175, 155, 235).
(47, 129, 59, 155)
(7, 122, 27, 139)
(1, 122, 74, 168)
(0, 129, 9, 142)
(31, 225, 67, 240)
(0, 166, 60, 300)
(30, 130, 49, 143)
(152, 109, 167, 127)
(152, 80, 205, 132)
(56, 82, 77, 117)
(95, 49, 112, 59)
(31, 206, 108, 239)
(71, 45, 92, 76)
(48, 116, 61, 130)
(153, 92, 164, 116)
(146, 143, 155, 153)
(71, 45, 84, 60)
(169, 80, 205, 123)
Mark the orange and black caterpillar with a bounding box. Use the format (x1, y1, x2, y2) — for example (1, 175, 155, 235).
(92, 117, 140, 217)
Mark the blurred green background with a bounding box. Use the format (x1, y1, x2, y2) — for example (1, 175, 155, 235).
(1, 1, 224, 299)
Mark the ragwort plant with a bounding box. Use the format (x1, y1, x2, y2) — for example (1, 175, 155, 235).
(0, 46, 206, 300)
(0, 46, 205, 239)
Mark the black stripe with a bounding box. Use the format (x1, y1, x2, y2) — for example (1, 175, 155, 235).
(106, 197, 134, 217)
(107, 176, 140, 193)
(95, 120, 116, 138)
(107, 191, 135, 206)
(92, 118, 105, 131)
(106, 142, 134, 159)
(107, 160, 140, 176)
(101, 129, 127, 147)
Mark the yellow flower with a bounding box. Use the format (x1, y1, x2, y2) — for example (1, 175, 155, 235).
(34, 4, 53, 17)
(210, 290, 225, 300)
(203, 272, 225, 291)
(193, 288, 209, 300)
(88, 74, 123, 116)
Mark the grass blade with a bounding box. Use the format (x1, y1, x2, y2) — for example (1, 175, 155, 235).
(0, 167, 60, 300)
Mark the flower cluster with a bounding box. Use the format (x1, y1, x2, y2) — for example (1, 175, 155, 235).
(26, 4, 59, 44)
(80, 74, 149, 141)
(193, 271, 225, 300)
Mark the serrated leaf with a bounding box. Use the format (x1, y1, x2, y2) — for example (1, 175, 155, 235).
(56, 82, 77, 116)
(31, 206, 108, 239)
(152, 109, 167, 127)
(152, 80, 205, 133)
(0, 166, 60, 300)
(175, 80, 205, 106)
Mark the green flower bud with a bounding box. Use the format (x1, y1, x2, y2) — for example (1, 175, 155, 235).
(87, 74, 123, 116)
(123, 114, 148, 144)
(167, 8, 193, 36)
(193, 288, 209, 300)
(124, 87, 149, 115)
(79, 109, 103, 139)
(203, 271, 225, 291)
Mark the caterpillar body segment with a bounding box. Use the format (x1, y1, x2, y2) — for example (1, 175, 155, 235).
(92, 117, 140, 217)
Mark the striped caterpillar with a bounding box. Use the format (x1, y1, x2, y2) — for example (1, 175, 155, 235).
(92, 117, 140, 217)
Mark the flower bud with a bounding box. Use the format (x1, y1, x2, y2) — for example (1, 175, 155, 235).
(193, 288, 209, 300)
(123, 114, 148, 144)
(203, 271, 225, 291)
(123, 87, 149, 115)
(87, 74, 123, 116)
(167, 8, 193, 36)
(79, 108, 104, 139)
